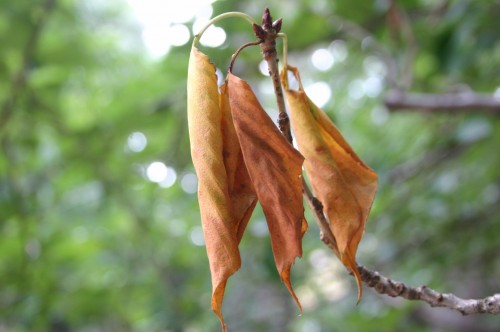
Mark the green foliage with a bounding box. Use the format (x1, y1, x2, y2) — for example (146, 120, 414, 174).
(1, 0, 499, 331)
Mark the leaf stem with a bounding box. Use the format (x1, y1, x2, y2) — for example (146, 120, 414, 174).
(193, 12, 256, 47)
(277, 33, 288, 77)
(228, 40, 261, 73)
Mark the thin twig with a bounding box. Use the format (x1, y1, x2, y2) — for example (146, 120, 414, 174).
(384, 90, 500, 114)
(358, 265, 500, 315)
(254, 8, 292, 143)
(301, 178, 339, 256)
(254, 9, 339, 253)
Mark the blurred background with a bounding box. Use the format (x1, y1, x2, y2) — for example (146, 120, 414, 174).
(1, 0, 500, 331)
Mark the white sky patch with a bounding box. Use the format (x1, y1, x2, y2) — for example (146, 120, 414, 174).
(127, 0, 216, 57)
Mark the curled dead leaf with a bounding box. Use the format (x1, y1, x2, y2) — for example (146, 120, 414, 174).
(282, 66, 378, 302)
(187, 46, 257, 331)
(227, 72, 307, 311)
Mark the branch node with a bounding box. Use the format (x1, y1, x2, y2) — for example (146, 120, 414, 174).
(375, 283, 386, 293)
(408, 287, 418, 300)
(394, 282, 405, 296)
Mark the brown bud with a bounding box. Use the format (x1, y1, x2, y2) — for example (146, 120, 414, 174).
(262, 8, 272, 29)
(253, 23, 265, 40)
(272, 18, 282, 33)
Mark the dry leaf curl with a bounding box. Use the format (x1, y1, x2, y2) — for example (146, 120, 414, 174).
(187, 47, 257, 331)
(227, 72, 307, 310)
(282, 66, 378, 301)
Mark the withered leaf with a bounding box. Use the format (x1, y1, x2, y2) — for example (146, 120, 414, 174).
(227, 72, 307, 310)
(187, 46, 257, 331)
(282, 66, 378, 301)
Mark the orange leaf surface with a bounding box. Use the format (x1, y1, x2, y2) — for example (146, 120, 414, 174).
(227, 72, 307, 310)
(187, 47, 257, 331)
(282, 66, 378, 301)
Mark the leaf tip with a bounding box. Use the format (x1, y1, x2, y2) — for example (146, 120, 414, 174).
(211, 278, 234, 332)
(281, 268, 303, 313)
(341, 251, 363, 304)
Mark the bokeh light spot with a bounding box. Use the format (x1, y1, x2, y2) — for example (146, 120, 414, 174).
(311, 48, 334, 71)
(127, 131, 147, 152)
(168, 24, 190, 46)
(362, 77, 383, 98)
(181, 173, 198, 194)
(146, 161, 168, 183)
(329, 40, 348, 61)
(199, 26, 226, 47)
(159, 166, 177, 188)
(190, 226, 205, 246)
(305, 81, 331, 108)
(259, 60, 270, 76)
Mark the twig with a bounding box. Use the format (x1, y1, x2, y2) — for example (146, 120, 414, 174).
(256, 7, 500, 316)
(253, 8, 292, 143)
(253, 8, 339, 254)
(357, 265, 500, 315)
(301, 178, 339, 256)
(384, 90, 500, 114)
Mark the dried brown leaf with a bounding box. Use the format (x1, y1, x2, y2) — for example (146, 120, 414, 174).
(282, 66, 378, 301)
(227, 72, 307, 310)
(187, 47, 257, 331)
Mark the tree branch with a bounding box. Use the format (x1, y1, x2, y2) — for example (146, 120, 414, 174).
(384, 90, 500, 114)
(259, 6, 500, 318)
(255, 8, 340, 256)
(357, 265, 500, 315)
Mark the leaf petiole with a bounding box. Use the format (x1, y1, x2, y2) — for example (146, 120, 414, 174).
(277, 32, 288, 79)
(193, 12, 257, 47)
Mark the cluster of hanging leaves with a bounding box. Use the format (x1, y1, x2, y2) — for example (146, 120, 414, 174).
(187, 47, 306, 331)
(187, 11, 378, 331)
